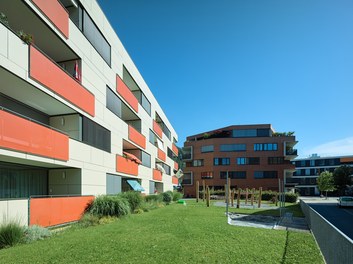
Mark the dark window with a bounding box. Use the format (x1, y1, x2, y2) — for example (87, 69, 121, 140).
(182, 172, 192, 185)
(201, 145, 214, 153)
(141, 93, 151, 115)
(220, 171, 246, 179)
(254, 171, 278, 179)
(214, 158, 230, 166)
(220, 144, 246, 152)
(106, 86, 122, 118)
(257, 129, 270, 137)
(82, 117, 111, 152)
(233, 129, 257, 137)
(237, 157, 260, 165)
(167, 147, 177, 160)
(268, 157, 284, 164)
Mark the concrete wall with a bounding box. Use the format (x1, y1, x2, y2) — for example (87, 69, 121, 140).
(300, 200, 353, 264)
(0, 199, 29, 226)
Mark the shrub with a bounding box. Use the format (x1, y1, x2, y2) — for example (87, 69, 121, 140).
(0, 221, 24, 249)
(172, 191, 183, 201)
(162, 191, 173, 205)
(88, 195, 130, 217)
(285, 193, 298, 203)
(78, 213, 100, 228)
(145, 194, 163, 203)
(23, 225, 51, 244)
(118, 191, 143, 213)
(261, 191, 277, 201)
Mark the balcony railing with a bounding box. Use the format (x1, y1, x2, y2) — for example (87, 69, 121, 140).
(153, 120, 163, 138)
(128, 125, 146, 149)
(172, 143, 179, 156)
(174, 161, 179, 170)
(29, 45, 95, 116)
(116, 155, 138, 176)
(0, 108, 69, 161)
(31, 0, 69, 38)
(153, 169, 163, 181)
(286, 149, 298, 156)
(116, 76, 139, 113)
(157, 149, 166, 162)
(172, 176, 178, 185)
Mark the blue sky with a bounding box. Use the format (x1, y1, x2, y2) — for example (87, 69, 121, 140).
(98, 0, 353, 157)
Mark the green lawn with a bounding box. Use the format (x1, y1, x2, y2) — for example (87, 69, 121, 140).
(0, 200, 323, 264)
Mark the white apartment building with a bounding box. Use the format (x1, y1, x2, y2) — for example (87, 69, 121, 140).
(0, 0, 179, 226)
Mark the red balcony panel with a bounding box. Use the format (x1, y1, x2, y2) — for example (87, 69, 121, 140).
(116, 155, 138, 176)
(30, 196, 94, 227)
(31, 0, 69, 39)
(158, 149, 166, 162)
(153, 169, 163, 181)
(172, 143, 179, 156)
(172, 176, 178, 185)
(116, 76, 139, 113)
(29, 46, 95, 117)
(128, 125, 146, 149)
(0, 110, 69, 161)
(174, 161, 179, 170)
(153, 120, 163, 138)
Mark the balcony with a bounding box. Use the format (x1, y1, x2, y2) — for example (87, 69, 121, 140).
(153, 169, 163, 181)
(172, 143, 179, 156)
(31, 0, 69, 38)
(128, 125, 146, 149)
(157, 149, 166, 162)
(29, 46, 95, 116)
(116, 155, 138, 176)
(172, 176, 178, 185)
(174, 161, 179, 170)
(0, 108, 69, 161)
(117, 76, 139, 113)
(153, 120, 163, 138)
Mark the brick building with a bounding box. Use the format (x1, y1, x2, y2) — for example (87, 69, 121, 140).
(181, 124, 297, 197)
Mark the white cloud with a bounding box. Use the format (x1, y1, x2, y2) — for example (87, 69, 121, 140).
(301, 137, 353, 158)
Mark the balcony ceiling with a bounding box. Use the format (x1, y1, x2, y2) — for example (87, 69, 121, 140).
(0, 67, 75, 116)
(0, 0, 77, 62)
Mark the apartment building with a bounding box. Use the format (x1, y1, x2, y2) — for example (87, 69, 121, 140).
(181, 124, 297, 197)
(0, 0, 179, 226)
(290, 154, 353, 196)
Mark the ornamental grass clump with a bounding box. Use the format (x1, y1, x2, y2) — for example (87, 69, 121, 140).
(144, 194, 163, 203)
(118, 191, 143, 213)
(172, 191, 183, 201)
(88, 195, 130, 217)
(0, 220, 24, 249)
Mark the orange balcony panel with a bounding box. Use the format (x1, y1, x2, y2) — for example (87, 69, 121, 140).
(29, 46, 95, 117)
(116, 76, 139, 113)
(30, 196, 94, 227)
(0, 109, 69, 161)
(31, 0, 69, 39)
(172, 143, 179, 156)
(153, 120, 163, 138)
(153, 169, 162, 181)
(128, 125, 146, 149)
(174, 161, 179, 170)
(172, 176, 178, 185)
(158, 149, 166, 162)
(116, 155, 138, 176)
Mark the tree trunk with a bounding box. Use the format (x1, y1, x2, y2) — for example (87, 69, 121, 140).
(325, 191, 328, 199)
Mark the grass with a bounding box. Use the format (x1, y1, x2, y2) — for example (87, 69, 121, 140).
(0, 200, 323, 263)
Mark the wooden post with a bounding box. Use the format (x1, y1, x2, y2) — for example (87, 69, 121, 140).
(202, 180, 205, 201)
(231, 189, 234, 207)
(245, 188, 248, 205)
(224, 184, 227, 203)
(196, 181, 199, 202)
(251, 188, 254, 206)
(206, 186, 210, 207)
(228, 178, 231, 204)
(258, 187, 262, 208)
(237, 188, 241, 208)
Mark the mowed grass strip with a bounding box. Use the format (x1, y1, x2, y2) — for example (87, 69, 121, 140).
(0, 201, 323, 264)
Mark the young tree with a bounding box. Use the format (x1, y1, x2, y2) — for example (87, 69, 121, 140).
(317, 171, 336, 199)
(333, 165, 353, 195)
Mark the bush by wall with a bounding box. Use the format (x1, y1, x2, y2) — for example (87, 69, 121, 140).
(88, 195, 130, 217)
(118, 191, 143, 213)
(0, 221, 24, 249)
(172, 191, 183, 201)
(145, 194, 163, 203)
(162, 191, 173, 205)
(23, 225, 51, 244)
